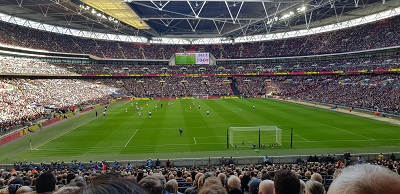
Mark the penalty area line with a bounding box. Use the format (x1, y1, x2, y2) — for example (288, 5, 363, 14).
(33, 117, 97, 150)
(295, 135, 311, 142)
(32, 101, 132, 150)
(125, 129, 139, 147)
(324, 124, 375, 140)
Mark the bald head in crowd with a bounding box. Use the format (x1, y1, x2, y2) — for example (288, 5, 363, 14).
(327, 163, 400, 194)
(258, 180, 274, 194)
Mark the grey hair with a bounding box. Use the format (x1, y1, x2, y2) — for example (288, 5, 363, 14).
(299, 179, 306, 194)
(305, 180, 325, 194)
(327, 164, 400, 194)
(311, 173, 323, 183)
(227, 175, 241, 190)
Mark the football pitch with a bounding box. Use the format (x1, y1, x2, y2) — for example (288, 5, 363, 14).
(175, 55, 196, 65)
(1, 98, 399, 164)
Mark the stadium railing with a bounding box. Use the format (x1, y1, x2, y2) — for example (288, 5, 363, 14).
(1, 153, 399, 170)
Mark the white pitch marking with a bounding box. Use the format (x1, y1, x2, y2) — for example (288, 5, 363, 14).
(295, 135, 311, 142)
(193, 136, 226, 139)
(282, 139, 380, 143)
(33, 101, 129, 150)
(324, 124, 375, 140)
(125, 129, 139, 147)
(33, 117, 96, 150)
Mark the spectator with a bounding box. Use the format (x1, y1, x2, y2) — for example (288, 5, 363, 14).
(35, 171, 58, 193)
(72, 173, 148, 194)
(66, 173, 76, 184)
(226, 175, 243, 194)
(377, 153, 385, 161)
(147, 158, 153, 168)
(390, 153, 396, 161)
(258, 180, 274, 194)
(217, 173, 226, 187)
(139, 176, 163, 194)
(165, 179, 181, 194)
(310, 173, 323, 184)
(299, 180, 306, 194)
(248, 178, 261, 194)
(7, 178, 24, 194)
(203, 177, 223, 187)
(16, 186, 33, 194)
(53, 186, 80, 194)
(185, 172, 203, 194)
(356, 156, 364, 163)
(274, 170, 300, 194)
(305, 181, 325, 194)
(327, 164, 400, 194)
(198, 184, 227, 194)
(176, 171, 186, 182)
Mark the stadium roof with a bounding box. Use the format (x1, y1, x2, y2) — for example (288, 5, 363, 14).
(0, 0, 398, 40)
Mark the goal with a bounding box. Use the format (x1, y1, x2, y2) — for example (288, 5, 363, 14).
(229, 126, 282, 148)
(193, 94, 208, 99)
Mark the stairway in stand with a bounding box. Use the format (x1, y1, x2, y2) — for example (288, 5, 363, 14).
(228, 77, 240, 96)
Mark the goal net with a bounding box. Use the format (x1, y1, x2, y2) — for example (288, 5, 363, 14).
(229, 126, 282, 148)
(193, 94, 209, 99)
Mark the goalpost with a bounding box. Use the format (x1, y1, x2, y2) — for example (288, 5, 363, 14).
(229, 126, 282, 148)
(193, 93, 209, 99)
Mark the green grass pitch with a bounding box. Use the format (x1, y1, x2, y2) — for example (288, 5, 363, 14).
(1, 98, 399, 163)
(175, 55, 196, 65)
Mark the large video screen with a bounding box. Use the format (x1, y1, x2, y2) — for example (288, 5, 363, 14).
(176, 53, 209, 65)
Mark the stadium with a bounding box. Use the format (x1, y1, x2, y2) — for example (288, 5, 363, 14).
(0, 0, 399, 193)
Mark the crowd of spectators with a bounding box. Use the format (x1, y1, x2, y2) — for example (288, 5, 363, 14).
(46, 55, 399, 75)
(52, 63, 230, 75)
(234, 74, 400, 114)
(0, 78, 115, 134)
(0, 55, 397, 80)
(1, 153, 400, 194)
(120, 76, 232, 97)
(0, 15, 399, 59)
(0, 58, 74, 75)
(289, 74, 400, 114)
(234, 75, 320, 97)
(0, 55, 398, 78)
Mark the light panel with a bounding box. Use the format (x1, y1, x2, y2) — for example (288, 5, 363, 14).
(81, 0, 149, 30)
